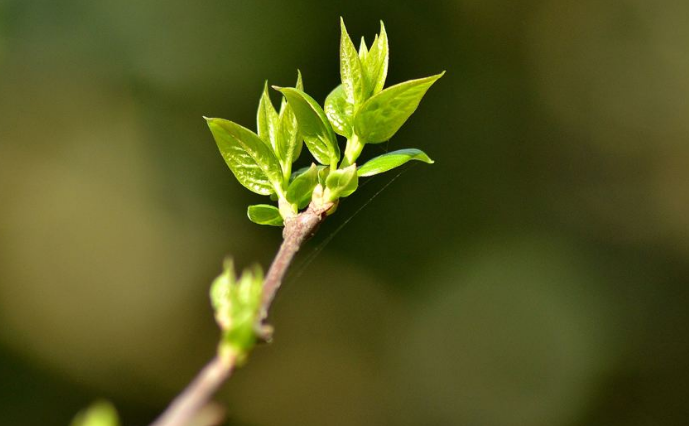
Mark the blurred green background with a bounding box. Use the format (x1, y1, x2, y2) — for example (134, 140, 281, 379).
(1, 0, 688, 425)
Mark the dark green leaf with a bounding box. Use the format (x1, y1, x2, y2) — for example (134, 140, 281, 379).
(325, 164, 358, 201)
(286, 163, 318, 209)
(340, 18, 366, 105)
(324, 84, 354, 138)
(247, 204, 284, 226)
(357, 148, 434, 177)
(275, 87, 340, 166)
(354, 72, 445, 144)
(206, 118, 283, 195)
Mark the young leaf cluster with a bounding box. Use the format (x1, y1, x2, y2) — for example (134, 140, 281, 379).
(206, 18, 443, 227)
(210, 260, 264, 363)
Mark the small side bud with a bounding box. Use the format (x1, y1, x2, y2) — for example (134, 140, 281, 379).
(209, 259, 264, 364)
(70, 401, 120, 426)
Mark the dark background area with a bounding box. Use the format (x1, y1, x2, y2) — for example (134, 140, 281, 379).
(1, 0, 688, 425)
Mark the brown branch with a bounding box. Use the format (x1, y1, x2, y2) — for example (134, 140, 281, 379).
(149, 201, 331, 426)
(149, 355, 236, 426)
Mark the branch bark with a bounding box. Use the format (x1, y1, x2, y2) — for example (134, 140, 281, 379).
(149, 201, 331, 426)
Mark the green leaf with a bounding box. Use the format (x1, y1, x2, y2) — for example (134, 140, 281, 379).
(247, 204, 284, 226)
(210, 260, 264, 362)
(340, 18, 366, 105)
(275, 87, 340, 167)
(362, 21, 389, 96)
(324, 164, 358, 202)
(354, 72, 445, 144)
(206, 118, 283, 195)
(71, 401, 120, 426)
(324, 84, 354, 138)
(357, 148, 434, 177)
(277, 71, 304, 172)
(286, 163, 319, 209)
(257, 82, 280, 151)
(358, 36, 368, 60)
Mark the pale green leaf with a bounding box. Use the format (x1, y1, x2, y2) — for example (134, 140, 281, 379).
(275, 87, 340, 166)
(257, 82, 280, 151)
(358, 36, 368, 60)
(325, 164, 358, 201)
(324, 84, 354, 138)
(363, 21, 389, 96)
(247, 204, 284, 226)
(340, 18, 366, 105)
(354, 72, 445, 144)
(286, 163, 318, 209)
(357, 148, 434, 177)
(277, 72, 305, 172)
(206, 118, 283, 195)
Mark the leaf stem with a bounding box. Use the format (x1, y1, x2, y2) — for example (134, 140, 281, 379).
(340, 134, 364, 168)
(149, 201, 332, 426)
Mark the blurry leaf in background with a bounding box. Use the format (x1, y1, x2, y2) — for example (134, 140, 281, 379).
(71, 401, 119, 426)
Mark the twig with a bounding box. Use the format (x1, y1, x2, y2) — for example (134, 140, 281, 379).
(149, 201, 331, 426)
(150, 355, 236, 426)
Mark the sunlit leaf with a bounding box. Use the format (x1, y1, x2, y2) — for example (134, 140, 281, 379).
(277, 71, 304, 171)
(340, 18, 366, 105)
(357, 148, 434, 177)
(358, 36, 368, 60)
(275, 87, 340, 166)
(257, 82, 280, 151)
(206, 118, 283, 195)
(362, 21, 389, 96)
(354, 72, 445, 144)
(324, 84, 354, 138)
